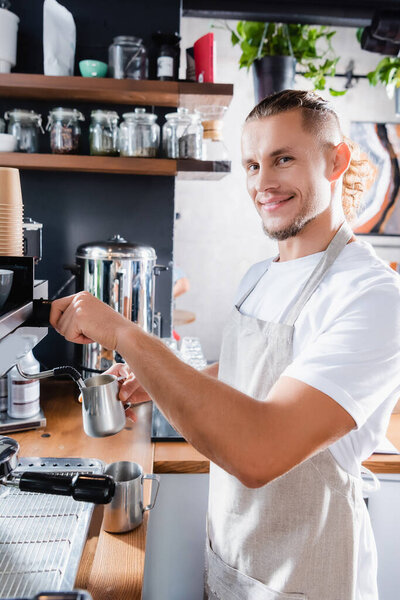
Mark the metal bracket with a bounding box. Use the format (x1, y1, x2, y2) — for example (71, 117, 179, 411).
(153, 312, 162, 337)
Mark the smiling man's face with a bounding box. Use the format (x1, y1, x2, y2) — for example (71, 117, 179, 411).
(241, 108, 337, 241)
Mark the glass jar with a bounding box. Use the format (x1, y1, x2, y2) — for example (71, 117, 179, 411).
(194, 105, 229, 161)
(4, 109, 43, 153)
(119, 108, 160, 157)
(108, 36, 148, 80)
(162, 107, 203, 159)
(89, 110, 119, 156)
(47, 107, 85, 154)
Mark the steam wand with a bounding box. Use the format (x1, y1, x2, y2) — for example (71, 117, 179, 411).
(16, 364, 86, 392)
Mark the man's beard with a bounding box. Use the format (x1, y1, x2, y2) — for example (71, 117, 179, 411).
(262, 212, 317, 241)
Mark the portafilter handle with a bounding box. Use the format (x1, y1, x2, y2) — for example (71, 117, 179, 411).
(25, 299, 52, 327)
(10, 472, 115, 504)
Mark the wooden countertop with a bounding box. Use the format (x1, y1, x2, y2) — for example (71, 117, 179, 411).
(10, 382, 400, 600)
(364, 413, 400, 474)
(12, 381, 154, 600)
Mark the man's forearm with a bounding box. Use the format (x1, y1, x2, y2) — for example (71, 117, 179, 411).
(116, 323, 268, 486)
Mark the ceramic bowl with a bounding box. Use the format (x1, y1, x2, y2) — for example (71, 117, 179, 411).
(79, 59, 108, 78)
(0, 269, 13, 310)
(0, 133, 17, 152)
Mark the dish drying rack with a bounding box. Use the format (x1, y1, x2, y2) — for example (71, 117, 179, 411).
(0, 457, 104, 599)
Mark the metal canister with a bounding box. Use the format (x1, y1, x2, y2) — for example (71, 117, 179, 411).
(75, 235, 158, 373)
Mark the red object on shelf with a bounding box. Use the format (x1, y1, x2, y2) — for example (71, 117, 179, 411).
(172, 329, 181, 341)
(194, 33, 215, 83)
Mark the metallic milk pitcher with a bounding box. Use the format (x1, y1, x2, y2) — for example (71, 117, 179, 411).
(81, 374, 130, 437)
(103, 461, 160, 533)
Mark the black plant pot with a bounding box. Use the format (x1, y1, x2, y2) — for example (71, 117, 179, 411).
(252, 55, 297, 103)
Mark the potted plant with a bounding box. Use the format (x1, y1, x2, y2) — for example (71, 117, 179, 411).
(217, 21, 345, 101)
(356, 28, 400, 113)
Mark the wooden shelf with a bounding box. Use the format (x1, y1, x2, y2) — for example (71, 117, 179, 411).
(0, 75, 233, 179)
(0, 153, 231, 179)
(0, 74, 233, 109)
(177, 159, 231, 180)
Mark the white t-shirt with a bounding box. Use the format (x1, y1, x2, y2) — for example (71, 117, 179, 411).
(236, 238, 400, 478)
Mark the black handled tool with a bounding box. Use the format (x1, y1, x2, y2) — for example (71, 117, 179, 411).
(15, 472, 115, 504)
(25, 299, 52, 328)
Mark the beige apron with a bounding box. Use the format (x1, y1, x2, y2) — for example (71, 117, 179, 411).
(205, 222, 379, 600)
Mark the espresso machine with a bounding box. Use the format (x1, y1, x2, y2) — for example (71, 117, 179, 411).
(0, 255, 50, 432)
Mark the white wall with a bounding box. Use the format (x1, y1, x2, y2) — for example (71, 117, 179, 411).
(174, 18, 400, 361)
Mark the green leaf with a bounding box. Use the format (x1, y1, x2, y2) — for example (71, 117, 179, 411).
(239, 40, 259, 67)
(329, 88, 346, 96)
(239, 54, 251, 69)
(379, 57, 398, 71)
(242, 21, 266, 46)
(240, 39, 256, 54)
(236, 21, 245, 39)
(356, 28, 364, 43)
(387, 66, 398, 85)
(231, 31, 240, 46)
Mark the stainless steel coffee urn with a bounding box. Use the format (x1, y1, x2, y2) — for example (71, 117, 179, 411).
(76, 235, 159, 374)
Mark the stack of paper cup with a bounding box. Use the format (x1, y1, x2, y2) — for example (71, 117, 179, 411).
(0, 167, 23, 256)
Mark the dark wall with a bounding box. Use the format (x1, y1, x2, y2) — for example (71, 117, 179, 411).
(13, 0, 181, 77)
(6, 0, 181, 368)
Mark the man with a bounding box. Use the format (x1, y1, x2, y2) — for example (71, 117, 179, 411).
(51, 90, 400, 599)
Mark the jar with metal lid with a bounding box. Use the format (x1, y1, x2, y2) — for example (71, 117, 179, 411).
(162, 107, 203, 159)
(89, 110, 119, 156)
(108, 36, 148, 80)
(46, 107, 85, 154)
(4, 109, 43, 153)
(119, 108, 160, 157)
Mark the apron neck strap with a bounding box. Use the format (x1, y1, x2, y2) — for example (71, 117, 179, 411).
(284, 221, 354, 327)
(236, 270, 267, 310)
